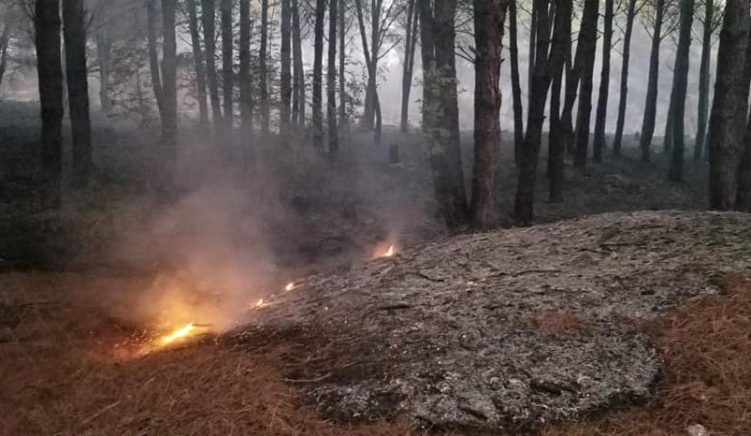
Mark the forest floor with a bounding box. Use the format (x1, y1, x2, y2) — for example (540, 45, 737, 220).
(0, 101, 744, 434)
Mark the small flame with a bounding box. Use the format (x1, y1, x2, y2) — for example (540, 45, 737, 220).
(254, 298, 271, 309)
(285, 282, 295, 292)
(385, 244, 395, 257)
(159, 323, 195, 346)
(374, 243, 397, 258)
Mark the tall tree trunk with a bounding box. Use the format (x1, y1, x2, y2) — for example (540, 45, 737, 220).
(259, 0, 270, 134)
(221, 0, 233, 129)
(280, 0, 292, 139)
(561, 26, 582, 157)
(733, 27, 751, 209)
(187, 0, 208, 125)
(663, 83, 676, 155)
(35, 0, 63, 209)
(573, 0, 599, 169)
(667, 0, 695, 182)
(639, 0, 666, 163)
(328, 0, 338, 154)
(239, 0, 253, 132)
(515, 0, 570, 224)
(695, 0, 713, 161)
(95, 28, 111, 113)
(292, 0, 304, 127)
(160, 0, 178, 159)
(312, 0, 326, 150)
(612, 0, 637, 156)
(548, 0, 572, 203)
(418, 0, 468, 229)
(527, 0, 536, 110)
(708, 0, 749, 210)
(592, 0, 613, 162)
(146, 0, 164, 114)
(400, 0, 418, 133)
(63, 0, 92, 188)
(355, 0, 375, 130)
(470, 0, 507, 228)
(339, 0, 348, 130)
(202, 0, 222, 123)
(509, 0, 524, 167)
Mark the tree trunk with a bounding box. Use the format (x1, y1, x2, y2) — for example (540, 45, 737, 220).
(509, 0, 524, 167)
(694, 0, 713, 161)
(280, 0, 292, 139)
(312, 0, 325, 150)
(734, 27, 751, 209)
(527, 0, 536, 111)
(95, 28, 111, 113)
(515, 0, 570, 224)
(663, 87, 675, 155)
(548, 0, 572, 203)
(639, 0, 666, 163)
(612, 0, 637, 156)
(592, 0, 613, 163)
(146, 0, 164, 114)
(561, 22, 582, 157)
(667, 0, 695, 182)
(160, 0, 178, 158)
(186, 0, 208, 125)
(708, 0, 749, 210)
(239, 0, 253, 132)
(201, 0, 222, 124)
(470, 0, 507, 228)
(259, 0, 270, 135)
(573, 0, 599, 169)
(400, 0, 418, 133)
(292, 0, 305, 127)
(328, 0, 338, 154)
(355, 0, 376, 131)
(63, 0, 92, 188)
(418, 0, 468, 229)
(221, 0, 233, 129)
(339, 0, 348, 130)
(34, 0, 63, 209)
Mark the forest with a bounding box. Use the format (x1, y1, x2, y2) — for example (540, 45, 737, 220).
(2, 0, 751, 434)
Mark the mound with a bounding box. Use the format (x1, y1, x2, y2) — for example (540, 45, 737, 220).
(232, 211, 751, 432)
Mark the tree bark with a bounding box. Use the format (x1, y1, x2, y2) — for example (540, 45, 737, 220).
(63, 0, 92, 188)
(400, 0, 418, 133)
(592, 0, 613, 163)
(312, 0, 326, 150)
(708, 0, 749, 210)
(509, 0, 524, 167)
(146, 0, 164, 114)
(201, 0, 222, 124)
(733, 26, 751, 209)
(328, 0, 338, 154)
(470, 0, 507, 228)
(186, 0, 208, 125)
(612, 0, 637, 156)
(667, 0, 695, 182)
(95, 28, 111, 113)
(281, 0, 292, 139)
(339, 0, 348, 130)
(160, 0, 178, 157)
(259, 0, 270, 134)
(573, 0, 599, 169)
(354, 0, 377, 131)
(694, 0, 713, 161)
(221, 0, 233, 129)
(515, 0, 570, 224)
(548, 0, 572, 203)
(561, 20, 582, 157)
(239, 0, 253, 132)
(639, 0, 666, 163)
(418, 0, 468, 229)
(35, 0, 63, 209)
(292, 0, 305, 127)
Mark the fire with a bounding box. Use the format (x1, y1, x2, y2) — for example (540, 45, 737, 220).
(285, 281, 295, 292)
(374, 243, 397, 259)
(159, 323, 196, 346)
(385, 244, 395, 257)
(254, 297, 271, 309)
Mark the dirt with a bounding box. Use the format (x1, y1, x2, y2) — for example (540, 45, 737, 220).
(233, 211, 751, 432)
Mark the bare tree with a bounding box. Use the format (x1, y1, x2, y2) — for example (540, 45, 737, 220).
(292, 0, 305, 127)
(548, 0, 572, 203)
(639, 0, 668, 163)
(239, 0, 253, 132)
(202, 0, 222, 123)
(221, 0, 233, 129)
(708, 0, 749, 209)
(160, 0, 178, 158)
(312, 0, 325, 149)
(338, 0, 348, 130)
(259, 0, 270, 134)
(186, 0, 208, 124)
(508, 0, 524, 167)
(328, 0, 338, 154)
(280, 0, 292, 139)
(694, 0, 718, 160)
(146, 0, 164, 114)
(592, 0, 614, 162)
(667, 0, 695, 182)
(573, 0, 599, 169)
(399, 0, 418, 133)
(612, 0, 640, 156)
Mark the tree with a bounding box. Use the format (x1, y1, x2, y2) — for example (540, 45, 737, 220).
(612, 0, 639, 156)
(221, 0, 233, 129)
(0, 5, 14, 94)
(592, 0, 614, 163)
(399, 0, 418, 133)
(338, 0, 348, 130)
(160, 0, 178, 160)
(292, 0, 305, 127)
(328, 0, 338, 154)
(470, 0, 508, 228)
(639, 0, 667, 163)
(573, 0, 599, 169)
(418, 0, 468, 228)
(708, 0, 749, 210)
(312, 0, 325, 150)
(280, 0, 292, 139)
(508, 0, 524, 167)
(63, 0, 92, 187)
(694, 0, 717, 161)
(186, 0, 209, 125)
(146, 0, 164, 114)
(239, 0, 253, 132)
(515, 0, 571, 224)
(34, 0, 64, 209)
(734, 29, 751, 209)
(259, 0, 270, 135)
(548, 0, 573, 203)
(202, 0, 222, 123)
(667, 0, 695, 182)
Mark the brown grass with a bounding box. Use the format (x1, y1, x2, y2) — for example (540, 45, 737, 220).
(529, 311, 590, 337)
(546, 274, 751, 436)
(0, 271, 412, 436)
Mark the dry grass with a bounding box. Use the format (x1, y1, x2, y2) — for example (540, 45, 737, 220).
(529, 311, 590, 337)
(546, 274, 751, 436)
(0, 271, 412, 436)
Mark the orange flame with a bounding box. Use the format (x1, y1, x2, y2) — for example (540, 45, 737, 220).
(159, 323, 195, 346)
(285, 281, 296, 292)
(374, 243, 397, 259)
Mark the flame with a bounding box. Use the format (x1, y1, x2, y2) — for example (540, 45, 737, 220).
(374, 243, 397, 259)
(285, 281, 295, 292)
(254, 298, 270, 308)
(159, 323, 195, 346)
(385, 244, 395, 257)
